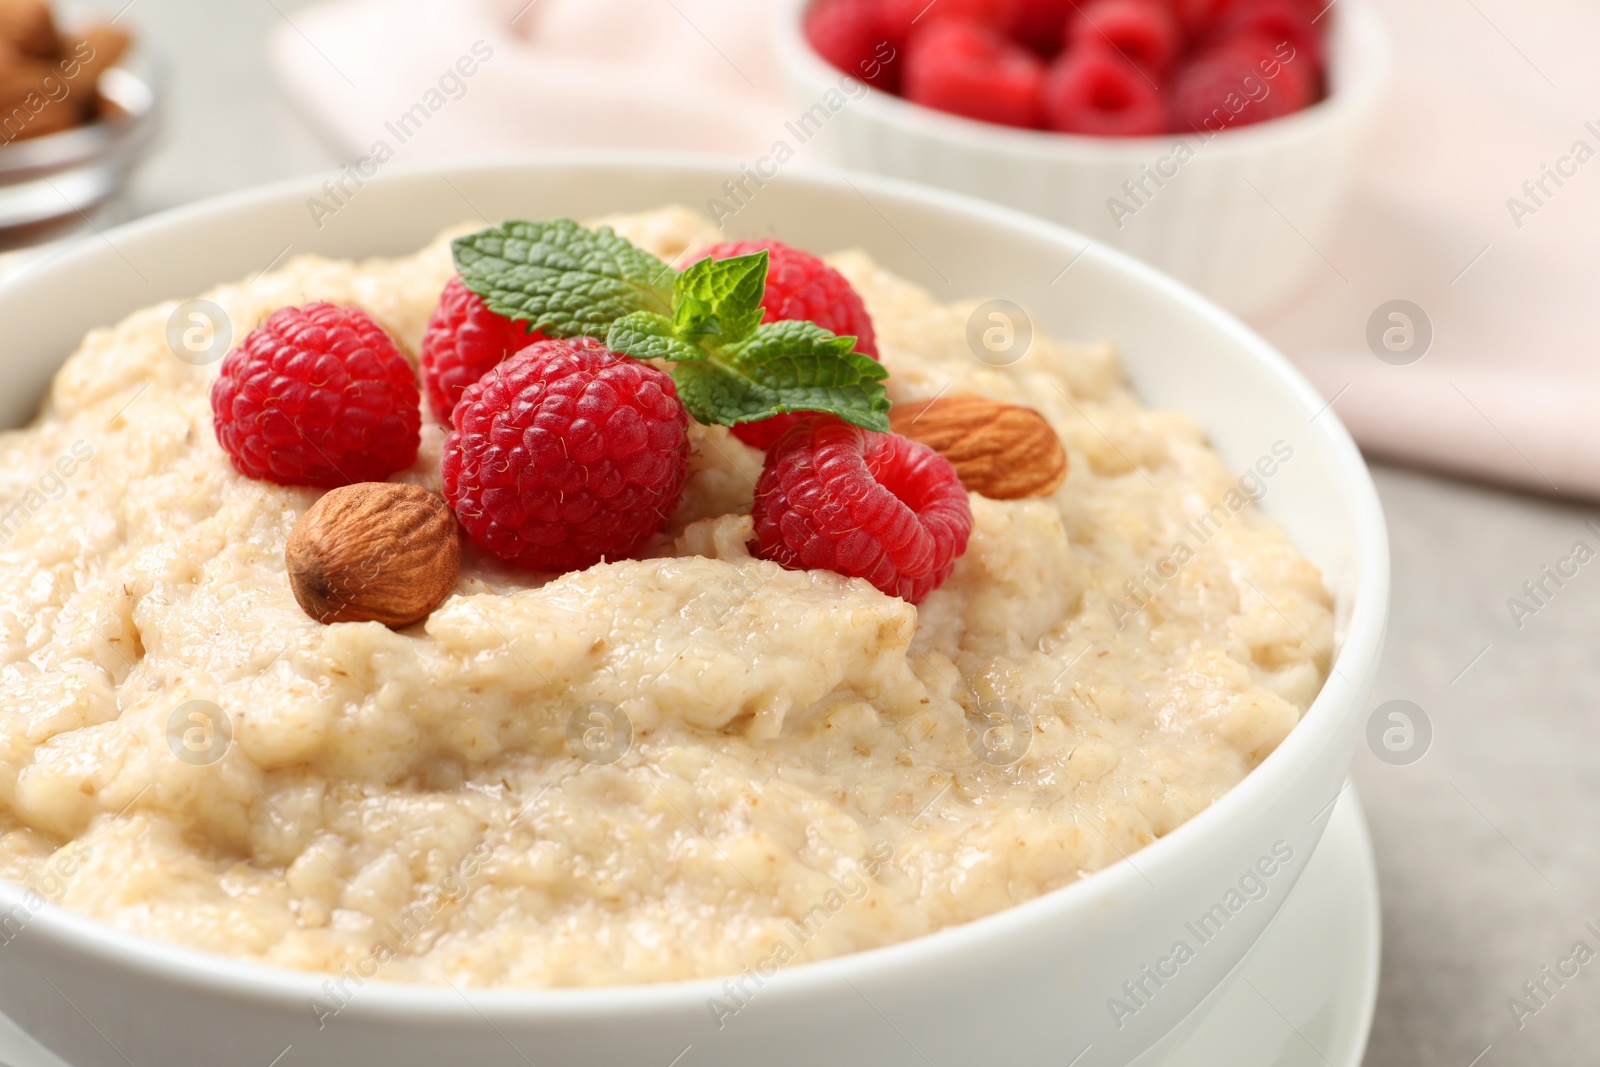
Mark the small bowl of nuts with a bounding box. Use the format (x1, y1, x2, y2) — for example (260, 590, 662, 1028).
(0, 0, 156, 250)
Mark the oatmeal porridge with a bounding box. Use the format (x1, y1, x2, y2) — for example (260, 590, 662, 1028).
(0, 207, 1333, 988)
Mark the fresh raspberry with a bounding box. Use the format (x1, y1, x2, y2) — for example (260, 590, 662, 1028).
(1170, 35, 1317, 133)
(881, 0, 1021, 40)
(1179, 0, 1324, 34)
(1042, 44, 1167, 136)
(419, 277, 544, 426)
(1065, 0, 1183, 79)
(1210, 0, 1325, 78)
(698, 239, 881, 451)
(1174, 0, 1238, 33)
(805, 0, 901, 91)
(1231, 31, 1322, 109)
(751, 417, 972, 604)
(1171, 49, 1250, 132)
(1010, 0, 1073, 53)
(701, 240, 880, 356)
(441, 339, 689, 573)
(903, 18, 1046, 129)
(211, 303, 420, 487)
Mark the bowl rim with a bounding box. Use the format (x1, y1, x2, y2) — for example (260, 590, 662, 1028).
(771, 0, 1393, 160)
(0, 152, 1390, 1020)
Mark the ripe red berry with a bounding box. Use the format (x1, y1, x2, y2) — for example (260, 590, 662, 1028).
(1174, 0, 1238, 33)
(1065, 0, 1183, 79)
(1010, 0, 1074, 54)
(697, 239, 881, 451)
(1179, 0, 1324, 34)
(441, 339, 690, 573)
(211, 303, 420, 488)
(805, 0, 901, 91)
(1170, 35, 1317, 133)
(751, 417, 973, 604)
(1042, 44, 1167, 136)
(903, 18, 1046, 129)
(1211, 0, 1325, 78)
(1231, 31, 1322, 110)
(419, 277, 543, 426)
(881, 0, 1021, 40)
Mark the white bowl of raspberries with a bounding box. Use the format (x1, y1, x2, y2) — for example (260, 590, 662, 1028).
(780, 0, 1392, 316)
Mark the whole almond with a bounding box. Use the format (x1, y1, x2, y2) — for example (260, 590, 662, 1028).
(0, 0, 60, 60)
(890, 395, 1067, 500)
(287, 483, 460, 628)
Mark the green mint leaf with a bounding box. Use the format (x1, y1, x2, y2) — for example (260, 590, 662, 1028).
(451, 219, 675, 339)
(671, 251, 767, 346)
(607, 312, 706, 365)
(670, 319, 891, 431)
(454, 219, 891, 433)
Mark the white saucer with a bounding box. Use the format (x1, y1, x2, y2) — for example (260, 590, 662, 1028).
(0, 790, 1379, 1067)
(1147, 785, 1381, 1067)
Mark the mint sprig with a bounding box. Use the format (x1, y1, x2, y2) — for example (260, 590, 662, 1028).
(451, 220, 890, 432)
(670, 319, 890, 429)
(671, 250, 768, 346)
(453, 219, 675, 339)
(605, 311, 703, 365)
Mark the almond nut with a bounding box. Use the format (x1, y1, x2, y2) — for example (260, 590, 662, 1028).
(0, 0, 60, 60)
(286, 483, 460, 628)
(890, 395, 1067, 500)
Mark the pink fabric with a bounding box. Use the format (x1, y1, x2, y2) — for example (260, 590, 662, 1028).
(269, 0, 789, 157)
(271, 0, 1600, 498)
(1255, 0, 1600, 498)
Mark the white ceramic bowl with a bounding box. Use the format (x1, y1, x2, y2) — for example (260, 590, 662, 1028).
(0, 156, 1388, 1067)
(774, 0, 1393, 317)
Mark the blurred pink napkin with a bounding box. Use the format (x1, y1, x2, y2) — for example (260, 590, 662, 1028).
(1255, 0, 1600, 499)
(269, 0, 790, 157)
(272, 0, 1600, 499)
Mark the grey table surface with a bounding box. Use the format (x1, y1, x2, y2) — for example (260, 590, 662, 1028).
(44, 1, 1600, 1065)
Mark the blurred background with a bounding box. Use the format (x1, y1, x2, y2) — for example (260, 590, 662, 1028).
(7, 0, 1599, 1064)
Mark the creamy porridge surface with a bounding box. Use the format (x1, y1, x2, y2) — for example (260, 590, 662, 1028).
(0, 207, 1332, 988)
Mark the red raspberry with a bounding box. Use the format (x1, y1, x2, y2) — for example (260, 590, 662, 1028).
(881, 0, 1021, 40)
(1179, 0, 1323, 34)
(1065, 0, 1183, 79)
(751, 417, 972, 604)
(1210, 0, 1325, 78)
(211, 303, 420, 487)
(701, 239, 879, 356)
(1233, 31, 1322, 109)
(1175, 0, 1222, 31)
(804, 0, 901, 91)
(441, 339, 689, 573)
(903, 18, 1046, 129)
(1170, 35, 1316, 133)
(419, 277, 544, 426)
(697, 239, 881, 451)
(1011, 0, 1073, 54)
(1042, 44, 1167, 136)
